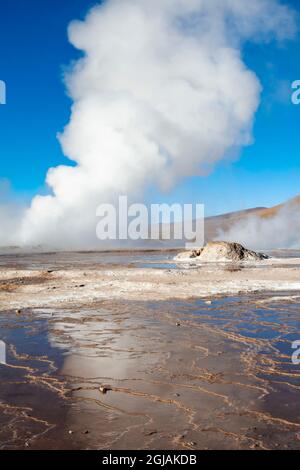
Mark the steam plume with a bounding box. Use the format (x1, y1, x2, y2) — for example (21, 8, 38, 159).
(217, 198, 300, 249)
(0, 0, 296, 248)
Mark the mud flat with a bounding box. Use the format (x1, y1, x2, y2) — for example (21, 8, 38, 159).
(0, 251, 299, 449)
(1, 256, 300, 309)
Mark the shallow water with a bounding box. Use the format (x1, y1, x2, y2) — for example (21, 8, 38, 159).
(0, 249, 300, 449)
(0, 286, 299, 449)
(1, 249, 300, 272)
(0, 249, 177, 270)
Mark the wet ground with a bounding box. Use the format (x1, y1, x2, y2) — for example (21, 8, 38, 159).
(0, 251, 299, 449)
(0, 249, 178, 271)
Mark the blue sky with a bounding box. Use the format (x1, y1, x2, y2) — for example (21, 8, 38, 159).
(0, 0, 299, 216)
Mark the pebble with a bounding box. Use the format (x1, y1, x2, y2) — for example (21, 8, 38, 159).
(99, 385, 112, 394)
(144, 430, 157, 436)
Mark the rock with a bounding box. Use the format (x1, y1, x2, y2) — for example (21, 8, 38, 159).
(99, 385, 112, 394)
(199, 241, 268, 262)
(144, 430, 157, 436)
(175, 249, 203, 260)
(189, 441, 197, 446)
(175, 241, 268, 263)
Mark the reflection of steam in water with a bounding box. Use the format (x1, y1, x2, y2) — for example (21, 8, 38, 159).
(44, 306, 154, 379)
(43, 305, 184, 450)
(1, 249, 300, 449)
(38, 294, 300, 450)
(46, 308, 123, 355)
(0, 294, 299, 450)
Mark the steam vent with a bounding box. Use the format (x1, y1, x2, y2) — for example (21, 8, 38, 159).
(175, 241, 269, 262)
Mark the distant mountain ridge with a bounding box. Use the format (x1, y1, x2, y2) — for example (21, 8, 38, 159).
(205, 195, 300, 241)
(154, 195, 300, 246)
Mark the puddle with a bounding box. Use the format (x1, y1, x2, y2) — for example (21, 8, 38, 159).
(0, 291, 299, 449)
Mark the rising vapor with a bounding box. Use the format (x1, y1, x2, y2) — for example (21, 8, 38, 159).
(0, 0, 296, 248)
(217, 197, 300, 250)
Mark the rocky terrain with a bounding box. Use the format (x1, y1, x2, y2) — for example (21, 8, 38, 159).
(175, 241, 268, 263)
(0, 251, 300, 449)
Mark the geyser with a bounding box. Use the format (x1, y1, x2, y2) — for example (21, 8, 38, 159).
(0, 0, 296, 248)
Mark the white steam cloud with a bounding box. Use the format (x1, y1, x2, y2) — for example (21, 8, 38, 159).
(217, 198, 300, 250)
(0, 0, 296, 248)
